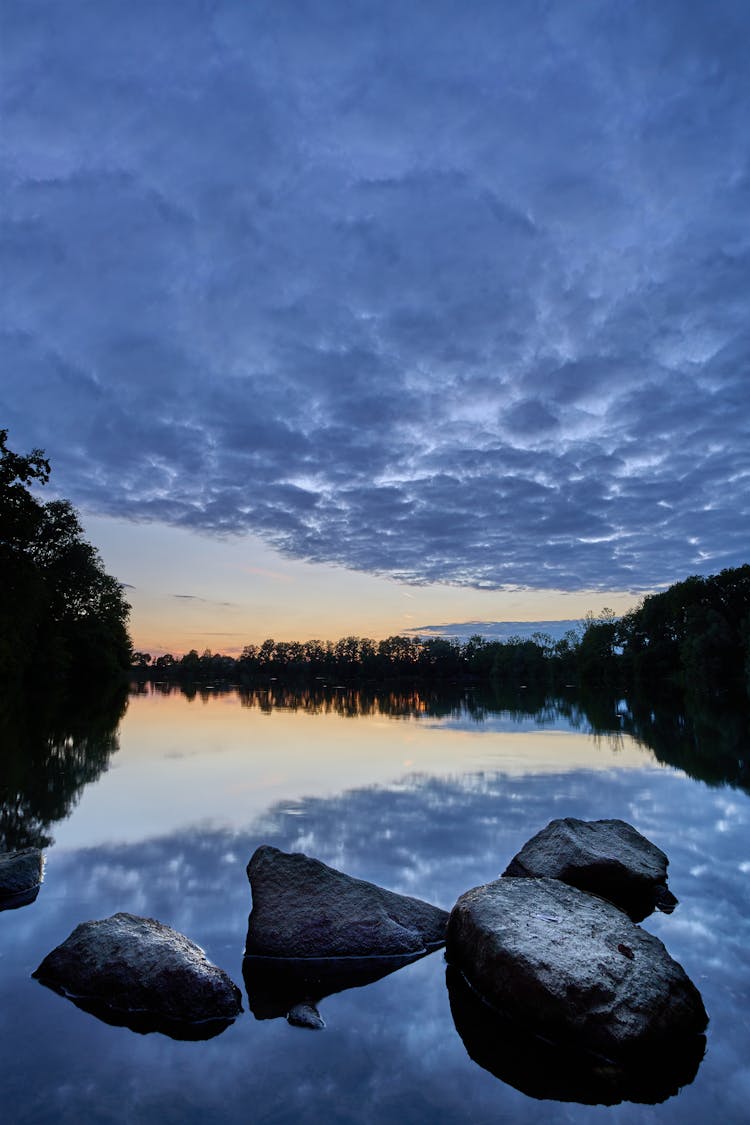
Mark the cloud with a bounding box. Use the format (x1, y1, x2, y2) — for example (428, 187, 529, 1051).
(408, 620, 582, 642)
(2, 0, 749, 591)
(172, 594, 236, 606)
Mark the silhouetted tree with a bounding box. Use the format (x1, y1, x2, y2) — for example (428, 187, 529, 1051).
(0, 430, 131, 695)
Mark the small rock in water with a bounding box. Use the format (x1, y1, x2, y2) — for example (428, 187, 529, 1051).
(33, 912, 242, 1037)
(0, 849, 43, 909)
(447, 876, 707, 1060)
(287, 1002, 326, 1030)
(245, 845, 448, 957)
(503, 817, 678, 921)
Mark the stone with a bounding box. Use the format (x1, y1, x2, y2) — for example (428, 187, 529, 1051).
(287, 1002, 326, 1030)
(0, 848, 43, 909)
(446, 876, 707, 1060)
(245, 845, 448, 957)
(33, 912, 242, 1037)
(502, 818, 678, 921)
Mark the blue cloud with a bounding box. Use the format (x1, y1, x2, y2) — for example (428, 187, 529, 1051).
(2, 0, 749, 590)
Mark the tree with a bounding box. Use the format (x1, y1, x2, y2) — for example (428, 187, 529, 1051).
(0, 431, 132, 694)
(576, 608, 619, 688)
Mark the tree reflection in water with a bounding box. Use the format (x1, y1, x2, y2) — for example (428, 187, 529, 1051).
(0, 686, 127, 850)
(1, 680, 747, 856)
(139, 679, 750, 795)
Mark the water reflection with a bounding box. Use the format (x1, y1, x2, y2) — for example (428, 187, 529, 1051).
(1, 685, 748, 1122)
(0, 687, 126, 850)
(14, 761, 746, 1121)
(243, 951, 433, 1024)
(37, 988, 237, 1041)
(446, 965, 706, 1106)
(132, 681, 750, 794)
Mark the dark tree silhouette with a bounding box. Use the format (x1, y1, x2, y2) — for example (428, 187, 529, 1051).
(0, 430, 132, 696)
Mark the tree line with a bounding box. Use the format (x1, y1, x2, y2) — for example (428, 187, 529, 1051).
(133, 629, 581, 686)
(133, 563, 750, 702)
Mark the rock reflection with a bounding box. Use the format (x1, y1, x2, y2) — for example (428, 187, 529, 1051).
(0, 884, 41, 912)
(446, 965, 706, 1106)
(46, 991, 237, 1041)
(243, 951, 434, 1026)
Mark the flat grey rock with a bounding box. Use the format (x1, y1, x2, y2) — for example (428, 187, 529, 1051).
(446, 877, 707, 1060)
(245, 845, 448, 957)
(33, 912, 242, 1032)
(0, 848, 43, 903)
(503, 818, 677, 920)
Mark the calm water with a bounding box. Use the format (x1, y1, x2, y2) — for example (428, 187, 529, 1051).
(1, 685, 748, 1124)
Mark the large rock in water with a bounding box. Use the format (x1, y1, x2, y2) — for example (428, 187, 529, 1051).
(503, 818, 677, 921)
(245, 845, 448, 957)
(0, 848, 43, 909)
(446, 877, 707, 1060)
(33, 913, 242, 1038)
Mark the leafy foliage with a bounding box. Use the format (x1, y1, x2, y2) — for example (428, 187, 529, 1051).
(616, 566, 750, 697)
(0, 430, 132, 695)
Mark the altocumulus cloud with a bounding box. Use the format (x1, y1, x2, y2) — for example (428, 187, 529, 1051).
(2, 0, 749, 590)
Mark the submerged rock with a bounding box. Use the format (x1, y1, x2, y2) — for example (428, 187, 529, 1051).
(287, 1002, 326, 1030)
(503, 818, 678, 921)
(245, 845, 448, 957)
(446, 877, 707, 1060)
(33, 912, 242, 1038)
(447, 965, 705, 1105)
(0, 848, 43, 910)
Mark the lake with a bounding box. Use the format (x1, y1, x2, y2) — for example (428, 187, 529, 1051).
(1, 683, 748, 1124)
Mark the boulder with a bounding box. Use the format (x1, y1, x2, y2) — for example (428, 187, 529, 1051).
(245, 845, 448, 957)
(502, 818, 677, 921)
(446, 877, 707, 1060)
(0, 848, 43, 910)
(33, 912, 242, 1038)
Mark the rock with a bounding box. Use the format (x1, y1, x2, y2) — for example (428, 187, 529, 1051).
(33, 912, 242, 1038)
(0, 848, 43, 910)
(447, 965, 705, 1105)
(446, 877, 707, 1060)
(287, 1002, 326, 1030)
(502, 818, 678, 921)
(243, 949, 431, 1022)
(245, 845, 448, 957)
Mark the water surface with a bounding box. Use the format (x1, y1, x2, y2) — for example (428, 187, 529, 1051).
(1, 686, 748, 1123)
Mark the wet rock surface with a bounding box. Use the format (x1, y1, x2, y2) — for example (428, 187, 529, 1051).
(287, 1002, 326, 1030)
(33, 912, 242, 1036)
(245, 845, 448, 957)
(503, 817, 678, 921)
(447, 965, 705, 1105)
(446, 877, 707, 1059)
(0, 848, 43, 909)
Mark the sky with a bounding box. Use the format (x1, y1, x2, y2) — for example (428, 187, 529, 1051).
(2, 0, 749, 653)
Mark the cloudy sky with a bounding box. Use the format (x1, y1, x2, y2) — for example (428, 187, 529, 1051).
(2, 1, 749, 650)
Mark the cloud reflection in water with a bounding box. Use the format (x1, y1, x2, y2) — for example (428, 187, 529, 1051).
(6, 762, 744, 1121)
